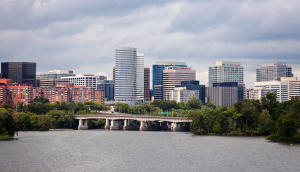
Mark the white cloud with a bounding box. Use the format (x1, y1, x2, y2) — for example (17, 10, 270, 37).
(0, 0, 299, 89)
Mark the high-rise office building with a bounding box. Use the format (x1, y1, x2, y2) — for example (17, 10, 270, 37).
(163, 67, 196, 100)
(175, 80, 206, 104)
(280, 77, 300, 100)
(113, 67, 115, 99)
(208, 61, 244, 87)
(115, 47, 144, 105)
(144, 68, 150, 101)
(256, 62, 293, 82)
(152, 61, 187, 98)
(255, 81, 288, 103)
(1, 62, 36, 87)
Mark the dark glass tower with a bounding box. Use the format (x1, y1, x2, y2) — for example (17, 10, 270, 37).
(1, 62, 36, 86)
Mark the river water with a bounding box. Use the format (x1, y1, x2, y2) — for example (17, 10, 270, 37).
(0, 130, 299, 172)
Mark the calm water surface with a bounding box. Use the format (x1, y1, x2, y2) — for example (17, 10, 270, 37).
(0, 130, 299, 172)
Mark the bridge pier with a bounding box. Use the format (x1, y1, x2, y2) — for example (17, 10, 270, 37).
(110, 119, 120, 130)
(140, 121, 150, 131)
(124, 119, 139, 130)
(159, 122, 168, 131)
(105, 119, 111, 129)
(171, 122, 190, 131)
(78, 119, 88, 130)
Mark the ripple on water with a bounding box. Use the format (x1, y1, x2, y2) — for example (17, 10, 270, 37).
(0, 130, 300, 172)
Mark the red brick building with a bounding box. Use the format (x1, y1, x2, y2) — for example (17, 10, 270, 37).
(33, 83, 104, 105)
(0, 79, 34, 107)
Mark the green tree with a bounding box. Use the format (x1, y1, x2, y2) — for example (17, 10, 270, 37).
(38, 114, 52, 131)
(257, 109, 275, 135)
(261, 92, 279, 120)
(187, 97, 202, 109)
(32, 96, 50, 104)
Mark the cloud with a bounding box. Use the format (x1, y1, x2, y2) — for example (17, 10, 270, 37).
(0, 0, 299, 90)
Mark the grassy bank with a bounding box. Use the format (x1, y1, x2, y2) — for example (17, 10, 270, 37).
(0, 134, 13, 141)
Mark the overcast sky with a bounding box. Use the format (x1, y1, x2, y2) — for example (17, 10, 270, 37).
(0, 0, 299, 88)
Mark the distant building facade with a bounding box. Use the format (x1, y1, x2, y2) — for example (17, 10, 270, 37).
(153, 61, 187, 99)
(206, 82, 243, 106)
(154, 85, 163, 100)
(0, 79, 34, 107)
(208, 61, 244, 87)
(167, 87, 199, 103)
(97, 80, 114, 101)
(256, 62, 293, 82)
(33, 83, 104, 104)
(255, 81, 288, 103)
(115, 47, 144, 105)
(175, 80, 206, 105)
(247, 87, 277, 100)
(280, 77, 300, 100)
(61, 75, 97, 89)
(144, 68, 150, 101)
(163, 67, 196, 100)
(1, 62, 36, 87)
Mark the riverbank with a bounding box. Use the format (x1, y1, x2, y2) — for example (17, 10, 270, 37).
(49, 129, 74, 131)
(0, 134, 13, 141)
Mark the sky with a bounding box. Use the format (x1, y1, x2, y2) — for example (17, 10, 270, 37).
(0, 0, 299, 89)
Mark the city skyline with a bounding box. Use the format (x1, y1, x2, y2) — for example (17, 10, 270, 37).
(0, 0, 299, 89)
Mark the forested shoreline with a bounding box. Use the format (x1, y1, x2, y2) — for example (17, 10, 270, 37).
(113, 93, 300, 142)
(1, 93, 300, 142)
(0, 97, 109, 140)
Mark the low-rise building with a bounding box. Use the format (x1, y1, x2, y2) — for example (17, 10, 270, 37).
(33, 83, 104, 104)
(255, 81, 288, 103)
(175, 80, 206, 104)
(166, 87, 199, 103)
(61, 75, 97, 89)
(206, 82, 243, 106)
(280, 77, 300, 100)
(0, 79, 33, 107)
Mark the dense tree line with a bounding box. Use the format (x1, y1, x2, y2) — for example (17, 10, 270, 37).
(0, 97, 110, 136)
(188, 93, 300, 142)
(115, 94, 300, 142)
(114, 97, 203, 117)
(2, 94, 299, 142)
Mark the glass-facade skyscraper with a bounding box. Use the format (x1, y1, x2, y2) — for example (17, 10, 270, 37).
(153, 61, 187, 100)
(208, 61, 244, 87)
(256, 62, 293, 82)
(115, 47, 144, 105)
(1, 62, 36, 87)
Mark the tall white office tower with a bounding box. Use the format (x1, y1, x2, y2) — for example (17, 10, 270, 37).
(115, 47, 144, 106)
(256, 62, 293, 82)
(208, 61, 244, 87)
(136, 53, 145, 101)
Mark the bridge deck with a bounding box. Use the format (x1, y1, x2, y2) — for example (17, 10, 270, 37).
(74, 114, 192, 123)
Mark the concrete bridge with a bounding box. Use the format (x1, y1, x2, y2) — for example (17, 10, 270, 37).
(74, 113, 192, 131)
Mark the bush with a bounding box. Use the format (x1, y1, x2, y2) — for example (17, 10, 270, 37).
(0, 135, 13, 141)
